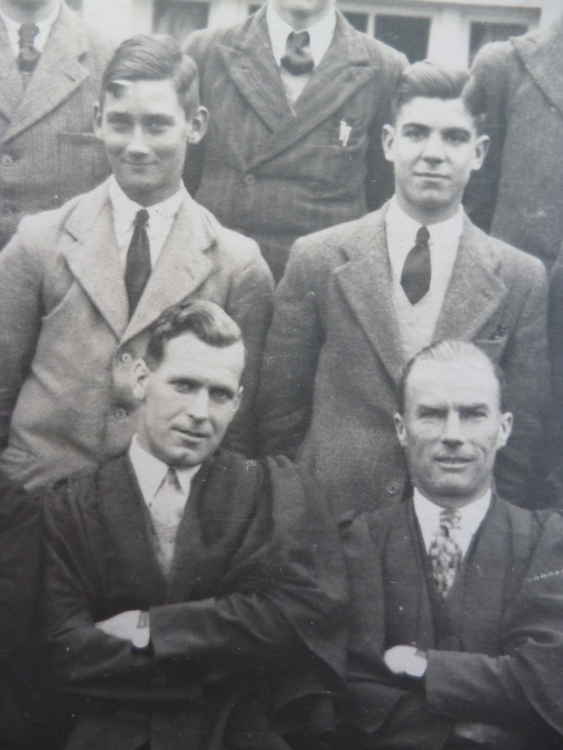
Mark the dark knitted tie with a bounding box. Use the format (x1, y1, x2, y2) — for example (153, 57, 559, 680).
(125, 208, 151, 317)
(280, 30, 314, 75)
(18, 23, 40, 74)
(401, 226, 431, 305)
(428, 507, 463, 598)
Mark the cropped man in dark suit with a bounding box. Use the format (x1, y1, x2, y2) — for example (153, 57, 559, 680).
(42, 299, 346, 750)
(184, 0, 406, 280)
(335, 341, 563, 750)
(259, 62, 549, 514)
(0, 0, 113, 248)
(467, 9, 563, 270)
(0, 34, 273, 490)
(0, 471, 40, 750)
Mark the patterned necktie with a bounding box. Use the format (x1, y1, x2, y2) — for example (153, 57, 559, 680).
(281, 30, 314, 75)
(125, 208, 151, 317)
(18, 23, 40, 74)
(149, 467, 186, 577)
(401, 226, 431, 305)
(428, 507, 463, 598)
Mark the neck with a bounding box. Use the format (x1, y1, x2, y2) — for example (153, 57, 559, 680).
(271, 1, 331, 29)
(0, 0, 57, 23)
(395, 193, 462, 226)
(121, 181, 182, 208)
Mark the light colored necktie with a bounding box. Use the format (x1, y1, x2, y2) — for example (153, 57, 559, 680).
(149, 467, 186, 576)
(428, 507, 463, 598)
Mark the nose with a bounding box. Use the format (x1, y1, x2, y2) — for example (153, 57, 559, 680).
(187, 388, 210, 422)
(441, 411, 463, 447)
(420, 131, 445, 163)
(125, 125, 150, 158)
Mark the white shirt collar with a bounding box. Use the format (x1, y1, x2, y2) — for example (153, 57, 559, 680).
(109, 175, 185, 231)
(413, 488, 492, 557)
(386, 197, 463, 254)
(266, 2, 336, 67)
(129, 435, 200, 505)
(0, 0, 61, 56)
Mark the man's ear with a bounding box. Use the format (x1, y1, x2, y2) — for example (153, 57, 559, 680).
(394, 412, 407, 447)
(382, 124, 396, 163)
(186, 105, 209, 145)
(232, 386, 244, 414)
(472, 134, 490, 172)
(93, 101, 103, 138)
(132, 359, 150, 402)
(496, 411, 513, 451)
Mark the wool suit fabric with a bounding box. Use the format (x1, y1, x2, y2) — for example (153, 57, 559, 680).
(0, 4, 113, 249)
(0, 179, 274, 489)
(258, 206, 549, 514)
(183, 7, 407, 280)
(42, 452, 347, 750)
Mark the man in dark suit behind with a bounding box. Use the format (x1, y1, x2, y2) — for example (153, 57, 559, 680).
(183, 0, 406, 280)
(42, 299, 346, 750)
(0, 0, 113, 249)
(258, 61, 549, 514)
(335, 340, 563, 750)
(0, 34, 273, 490)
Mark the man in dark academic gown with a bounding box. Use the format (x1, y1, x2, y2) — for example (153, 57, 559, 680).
(42, 299, 346, 750)
(0, 471, 40, 749)
(335, 340, 563, 750)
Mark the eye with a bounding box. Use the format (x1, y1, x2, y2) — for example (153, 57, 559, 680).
(459, 407, 488, 420)
(417, 407, 446, 421)
(403, 126, 427, 141)
(107, 116, 131, 133)
(210, 388, 234, 404)
(172, 380, 196, 394)
(444, 130, 470, 145)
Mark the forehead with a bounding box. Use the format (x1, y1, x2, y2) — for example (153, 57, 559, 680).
(101, 78, 186, 118)
(395, 96, 477, 134)
(156, 332, 244, 386)
(405, 358, 500, 410)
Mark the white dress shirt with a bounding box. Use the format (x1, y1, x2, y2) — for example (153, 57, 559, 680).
(266, 3, 336, 105)
(109, 176, 185, 269)
(0, 0, 61, 58)
(386, 198, 463, 361)
(413, 489, 492, 559)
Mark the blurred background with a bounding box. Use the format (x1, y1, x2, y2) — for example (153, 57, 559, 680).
(69, 0, 559, 67)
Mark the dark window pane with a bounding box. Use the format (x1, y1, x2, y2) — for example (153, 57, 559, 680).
(375, 14, 430, 62)
(469, 22, 528, 63)
(65, 0, 83, 10)
(342, 11, 368, 33)
(154, 1, 209, 39)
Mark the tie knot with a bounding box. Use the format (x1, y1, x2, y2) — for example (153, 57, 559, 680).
(135, 208, 149, 228)
(19, 22, 39, 47)
(288, 30, 310, 51)
(439, 507, 461, 534)
(164, 466, 182, 492)
(416, 225, 430, 245)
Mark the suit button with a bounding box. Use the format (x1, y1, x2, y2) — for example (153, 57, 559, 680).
(244, 174, 255, 186)
(120, 351, 132, 364)
(386, 482, 399, 496)
(113, 408, 128, 420)
(0, 153, 14, 167)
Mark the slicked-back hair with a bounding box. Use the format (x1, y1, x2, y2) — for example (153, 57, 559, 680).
(390, 60, 487, 131)
(100, 34, 201, 117)
(397, 339, 506, 414)
(144, 299, 245, 371)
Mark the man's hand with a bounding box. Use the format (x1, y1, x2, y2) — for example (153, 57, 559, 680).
(95, 610, 150, 649)
(384, 645, 428, 678)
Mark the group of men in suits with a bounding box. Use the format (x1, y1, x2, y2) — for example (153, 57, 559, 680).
(1, 0, 563, 748)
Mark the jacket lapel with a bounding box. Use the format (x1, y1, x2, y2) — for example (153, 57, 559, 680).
(62, 180, 129, 339)
(3, 5, 92, 143)
(0, 20, 23, 126)
(433, 218, 506, 342)
(247, 13, 377, 169)
(513, 18, 563, 121)
(99, 456, 166, 604)
(217, 8, 291, 139)
(335, 209, 405, 386)
(121, 193, 215, 343)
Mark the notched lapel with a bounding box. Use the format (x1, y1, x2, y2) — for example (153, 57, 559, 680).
(335, 213, 405, 386)
(0, 23, 23, 125)
(434, 220, 506, 342)
(122, 196, 215, 343)
(3, 6, 92, 143)
(62, 183, 129, 339)
(514, 21, 563, 121)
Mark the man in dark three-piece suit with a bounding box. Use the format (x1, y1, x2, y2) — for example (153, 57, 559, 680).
(0, 0, 113, 249)
(258, 62, 549, 514)
(184, 0, 406, 280)
(333, 340, 563, 750)
(0, 34, 273, 490)
(43, 300, 346, 750)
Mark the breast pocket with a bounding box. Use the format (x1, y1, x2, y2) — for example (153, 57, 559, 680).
(57, 131, 110, 204)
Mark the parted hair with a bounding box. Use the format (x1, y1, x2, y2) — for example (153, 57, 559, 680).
(100, 33, 200, 116)
(144, 299, 244, 370)
(397, 339, 506, 413)
(390, 60, 486, 130)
